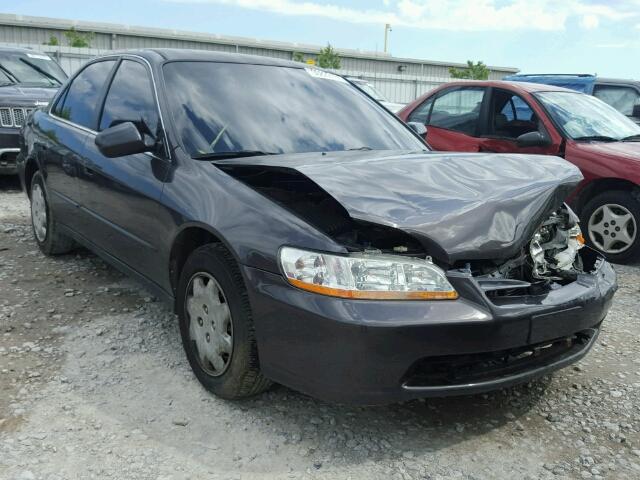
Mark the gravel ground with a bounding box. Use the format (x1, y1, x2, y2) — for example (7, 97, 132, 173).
(1, 175, 640, 480)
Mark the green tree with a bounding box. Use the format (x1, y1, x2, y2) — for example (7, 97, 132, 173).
(292, 52, 305, 63)
(44, 35, 59, 46)
(63, 27, 94, 48)
(317, 44, 341, 69)
(449, 60, 490, 80)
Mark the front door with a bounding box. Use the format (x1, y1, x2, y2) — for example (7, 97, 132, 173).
(476, 88, 562, 155)
(77, 58, 171, 282)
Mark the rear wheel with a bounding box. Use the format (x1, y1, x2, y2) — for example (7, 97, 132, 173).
(580, 190, 640, 264)
(176, 243, 272, 399)
(30, 171, 75, 256)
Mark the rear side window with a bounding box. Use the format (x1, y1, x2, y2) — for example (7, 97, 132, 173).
(593, 85, 640, 116)
(55, 60, 116, 128)
(428, 88, 485, 135)
(99, 60, 159, 137)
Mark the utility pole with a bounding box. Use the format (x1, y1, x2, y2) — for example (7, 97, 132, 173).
(384, 24, 392, 53)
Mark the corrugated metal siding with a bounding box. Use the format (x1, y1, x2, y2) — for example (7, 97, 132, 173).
(0, 18, 518, 104)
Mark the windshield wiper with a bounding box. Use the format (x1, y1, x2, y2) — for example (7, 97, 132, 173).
(19, 58, 62, 86)
(621, 134, 640, 142)
(573, 135, 618, 142)
(192, 150, 278, 160)
(0, 64, 18, 84)
(347, 146, 373, 151)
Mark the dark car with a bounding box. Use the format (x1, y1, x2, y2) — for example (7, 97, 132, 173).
(504, 74, 640, 124)
(18, 50, 617, 405)
(0, 47, 66, 175)
(399, 80, 640, 264)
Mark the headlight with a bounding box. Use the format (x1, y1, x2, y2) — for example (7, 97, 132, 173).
(279, 247, 458, 300)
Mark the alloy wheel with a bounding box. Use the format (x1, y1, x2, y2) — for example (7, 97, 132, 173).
(588, 203, 637, 254)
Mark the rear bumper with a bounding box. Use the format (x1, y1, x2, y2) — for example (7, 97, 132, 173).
(243, 255, 617, 405)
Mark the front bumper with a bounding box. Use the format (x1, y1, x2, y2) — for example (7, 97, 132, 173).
(0, 129, 20, 175)
(243, 255, 617, 405)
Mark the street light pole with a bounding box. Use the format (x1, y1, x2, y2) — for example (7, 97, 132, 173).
(384, 23, 392, 53)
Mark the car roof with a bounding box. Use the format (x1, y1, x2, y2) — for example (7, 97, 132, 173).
(108, 48, 306, 69)
(434, 80, 580, 94)
(596, 77, 640, 86)
(506, 73, 639, 87)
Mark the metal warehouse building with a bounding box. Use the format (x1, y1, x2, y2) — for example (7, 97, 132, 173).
(0, 13, 518, 103)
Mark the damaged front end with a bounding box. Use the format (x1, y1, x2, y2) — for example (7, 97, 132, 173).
(213, 153, 618, 403)
(529, 206, 585, 281)
(461, 204, 603, 300)
(215, 152, 605, 301)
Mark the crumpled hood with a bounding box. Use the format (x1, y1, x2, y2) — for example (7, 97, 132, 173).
(0, 84, 57, 106)
(215, 150, 583, 263)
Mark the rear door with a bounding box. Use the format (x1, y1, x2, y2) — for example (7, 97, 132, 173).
(407, 86, 487, 152)
(43, 59, 117, 232)
(476, 88, 562, 155)
(77, 57, 171, 281)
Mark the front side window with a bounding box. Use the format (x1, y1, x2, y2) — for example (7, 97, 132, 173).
(489, 90, 539, 139)
(162, 62, 425, 156)
(55, 60, 116, 129)
(99, 60, 159, 138)
(536, 91, 640, 140)
(593, 85, 640, 117)
(428, 88, 485, 135)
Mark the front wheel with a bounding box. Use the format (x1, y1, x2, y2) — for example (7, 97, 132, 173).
(580, 190, 640, 264)
(176, 243, 272, 399)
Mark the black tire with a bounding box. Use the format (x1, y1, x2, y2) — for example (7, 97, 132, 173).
(580, 190, 640, 264)
(30, 171, 75, 256)
(177, 243, 272, 399)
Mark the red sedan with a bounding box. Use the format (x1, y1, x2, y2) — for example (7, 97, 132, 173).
(399, 80, 640, 263)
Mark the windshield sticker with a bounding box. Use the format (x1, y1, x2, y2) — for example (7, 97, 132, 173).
(26, 53, 52, 61)
(304, 68, 347, 83)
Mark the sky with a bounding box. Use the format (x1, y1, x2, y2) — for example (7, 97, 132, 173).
(4, 0, 640, 77)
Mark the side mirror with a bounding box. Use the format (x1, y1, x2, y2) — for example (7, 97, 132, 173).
(407, 122, 427, 136)
(95, 122, 152, 158)
(516, 131, 549, 148)
(632, 104, 640, 118)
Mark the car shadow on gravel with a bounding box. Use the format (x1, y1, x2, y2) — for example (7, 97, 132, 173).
(224, 377, 553, 462)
